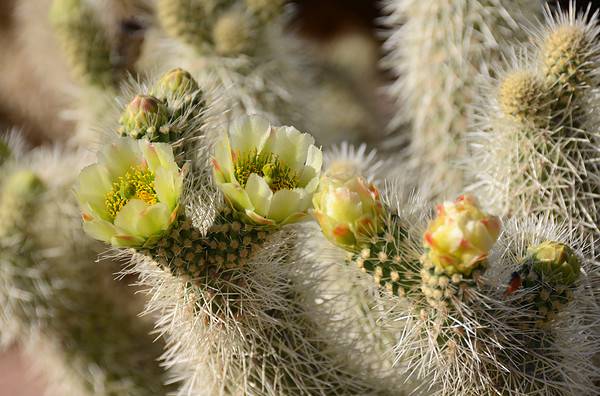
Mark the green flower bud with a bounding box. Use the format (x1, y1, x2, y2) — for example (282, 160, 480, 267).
(498, 71, 547, 126)
(3, 170, 45, 198)
(153, 68, 199, 100)
(118, 95, 169, 141)
(528, 241, 580, 286)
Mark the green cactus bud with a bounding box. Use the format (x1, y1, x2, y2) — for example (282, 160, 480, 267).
(543, 25, 588, 90)
(118, 95, 170, 141)
(498, 71, 548, 126)
(0, 170, 45, 238)
(50, 0, 115, 89)
(3, 170, 45, 198)
(528, 241, 580, 286)
(153, 68, 199, 100)
(516, 241, 581, 328)
(213, 10, 253, 56)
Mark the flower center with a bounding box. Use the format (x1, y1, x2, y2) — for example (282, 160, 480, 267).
(105, 166, 158, 221)
(233, 149, 298, 192)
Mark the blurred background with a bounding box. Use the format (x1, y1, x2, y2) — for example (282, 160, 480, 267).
(0, 0, 597, 393)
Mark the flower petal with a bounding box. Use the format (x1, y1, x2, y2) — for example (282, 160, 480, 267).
(268, 189, 302, 223)
(244, 173, 273, 217)
(114, 199, 150, 236)
(142, 140, 178, 173)
(75, 164, 113, 220)
(82, 218, 118, 243)
(135, 202, 171, 238)
(212, 135, 234, 183)
(298, 144, 322, 187)
(98, 138, 140, 179)
(219, 182, 254, 211)
(264, 126, 314, 172)
(229, 115, 271, 154)
(154, 167, 182, 211)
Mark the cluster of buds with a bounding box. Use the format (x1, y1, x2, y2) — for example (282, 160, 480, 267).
(118, 68, 201, 142)
(421, 195, 501, 308)
(517, 241, 581, 327)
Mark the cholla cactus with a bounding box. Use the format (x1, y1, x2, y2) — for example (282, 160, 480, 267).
(382, 0, 540, 197)
(469, 3, 600, 246)
(75, 105, 387, 394)
(313, 144, 600, 394)
(0, 135, 171, 396)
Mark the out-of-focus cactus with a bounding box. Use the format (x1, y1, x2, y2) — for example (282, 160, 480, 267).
(50, 0, 116, 89)
(382, 0, 540, 197)
(0, 138, 171, 396)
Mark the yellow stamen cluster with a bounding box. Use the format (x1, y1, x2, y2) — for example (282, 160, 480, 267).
(233, 149, 298, 192)
(105, 166, 157, 220)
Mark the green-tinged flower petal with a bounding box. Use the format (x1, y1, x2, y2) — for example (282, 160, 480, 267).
(114, 199, 150, 236)
(154, 167, 182, 211)
(220, 182, 253, 211)
(98, 138, 140, 179)
(229, 115, 271, 154)
(264, 125, 314, 172)
(213, 135, 234, 183)
(142, 141, 178, 173)
(135, 202, 171, 238)
(75, 164, 113, 220)
(245, 209, 275, 225)
(245, 173, 273, 217)
(110, 234, 146, 248)
(299, 145, 322, 187)
(82, 218, 118, 243)
(268, 189, 303, 223)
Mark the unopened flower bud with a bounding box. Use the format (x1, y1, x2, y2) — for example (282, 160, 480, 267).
(312, 175, 384, 250)
(423, 195, 501, 276)
(118, 95, 169, 141)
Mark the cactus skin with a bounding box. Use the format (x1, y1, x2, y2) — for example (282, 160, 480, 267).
(469, 4, 600, 247)
(123, 207, 388, 395)
(382, 0, 539, 197)
(0, 147, 171, 396)
(50, 0, 116, 89)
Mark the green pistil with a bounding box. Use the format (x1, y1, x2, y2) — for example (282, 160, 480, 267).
(233, 149, 298, 192)
(105, 166, 157, 220)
